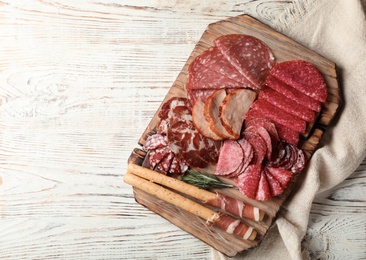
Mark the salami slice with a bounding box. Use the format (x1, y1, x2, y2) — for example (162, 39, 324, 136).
(143, 133, 168, 151)
(242, 130, 267, 165)
(186, 61, 244, 91)
(236, 164, 262, 200)
(245, 109, 300, 145)
(245, 125, 272, 160)
(215, 140, 244, 176)
(156, 151, 175, 174)
(291, 147, 306, 174)
(148, 146, 171, 169)
(264, 166, 293, 189)
(215, 34, 275, 90)
(270, 60, 328, 103)
(245, 117, 279, 146)
(264, 75, 321, 112)
(265, 171, 284, 196)
(250, 99, 306, 133)
(256, 170, 272, 201)
(169, 156, 182, 175)
(190, 46, 249, 86)
(259, 86, 316, 122)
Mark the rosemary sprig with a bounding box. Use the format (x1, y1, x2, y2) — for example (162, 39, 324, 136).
(181, 170, 233, 190)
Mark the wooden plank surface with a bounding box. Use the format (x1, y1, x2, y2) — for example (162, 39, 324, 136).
(0, 1, 365, 259)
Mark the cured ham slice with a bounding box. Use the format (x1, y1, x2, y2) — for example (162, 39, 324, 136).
(259, 86, 316, 122)
(215, 34, 275, 90)
(213, 213, 254, 239)
(236, 164, 262, 200)
(270, 60, 328, 103)
(249, 99, 306, 133)
(265, 74, 321, 112)
(207, 193, 262, 221)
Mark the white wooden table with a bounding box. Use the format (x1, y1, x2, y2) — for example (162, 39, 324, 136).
(0, 1, 365, 259)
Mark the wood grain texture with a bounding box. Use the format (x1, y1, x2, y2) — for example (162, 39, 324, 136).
(0, 1, 365, 259)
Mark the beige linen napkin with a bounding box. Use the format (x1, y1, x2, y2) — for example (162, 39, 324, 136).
(211, 0, 366, 259)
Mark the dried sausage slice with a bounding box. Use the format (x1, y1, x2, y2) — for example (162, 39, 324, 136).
(270, 60, 328, 103)
(215, 140, 244, 176)
(249, 99, 306, 134)
(264, 75, 321, 112)
(237, 164, 262, 200)
(265, 166, 293, 189)
(256, 170, 272, 201)
(215, 34, 275, 90)
(259, 86, 316, 122)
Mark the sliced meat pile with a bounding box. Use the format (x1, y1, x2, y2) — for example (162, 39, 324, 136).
(245, 60, 328, 145)
(144, 97, 222, 171)
(186, 34, 275, 106)
(215, 116, 306, 201)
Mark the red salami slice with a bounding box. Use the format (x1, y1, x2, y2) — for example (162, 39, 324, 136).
(156, 151, 175, 174)
(265, 166, 293, 189)
(215, 34, 275, 90)
(245, 117, 279, 146)
(245, 125, 272, 160)
(143, 134, 168, 151)
(148, 146, 171, 169)
(186, 61, 244, 91)
(242, 131, 267, 165)
(245, 109, 300, 145)
(265, 171, 284, 196)
(187, 89, 217, 106)
(215, 140, 244, 176)
(169, 156, 182, 175)
(270, 60, 328, 103)
(232, 138, 254, 177)
(291, 147, 306, 174)
(250, 99, 306, 133)
(259, 86, 316, 122)
(265, 75, 321, 112)
(236, 164, 262, 200)
(190, 46, 249, 86)
(256, 170, 272, 201)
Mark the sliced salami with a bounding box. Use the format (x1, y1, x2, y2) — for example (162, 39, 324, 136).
(291, 147, 306, 174)
(236, 164, 262, 200)
(215, 34, 275, 90)
(143, 133, 168, 151)
(215, 140, 244, 176)
(156, 151, 175, 174)
(148, 146, 171, 169)
(259, 86, 316, 122)
(186, 61, 244, 91)
(245, 125, 272, 160)
(264, 74, 321, 112)
(264, 166, 293, 189)
(245, 109, 300, 145)
(169, 156, 182, 175)
(256, 170, 272, 201)
(270, 60, 328, 103)
(265, 171, 284, 197)
(190, 46, 249, 86)
(242, 130, 267, 165)
(245, 117, 279, 146)
(250, 99, 306, 133)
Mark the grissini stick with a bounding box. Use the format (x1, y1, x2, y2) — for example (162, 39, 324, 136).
(128, 163, 264, 221)
(124, 171, 257, 240)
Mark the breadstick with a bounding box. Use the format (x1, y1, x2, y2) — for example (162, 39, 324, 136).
(127, 163, 264, 221)
(124, 171, 256, 240)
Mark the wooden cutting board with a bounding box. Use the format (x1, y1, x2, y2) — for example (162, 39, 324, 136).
(127, 14, 341, 257)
